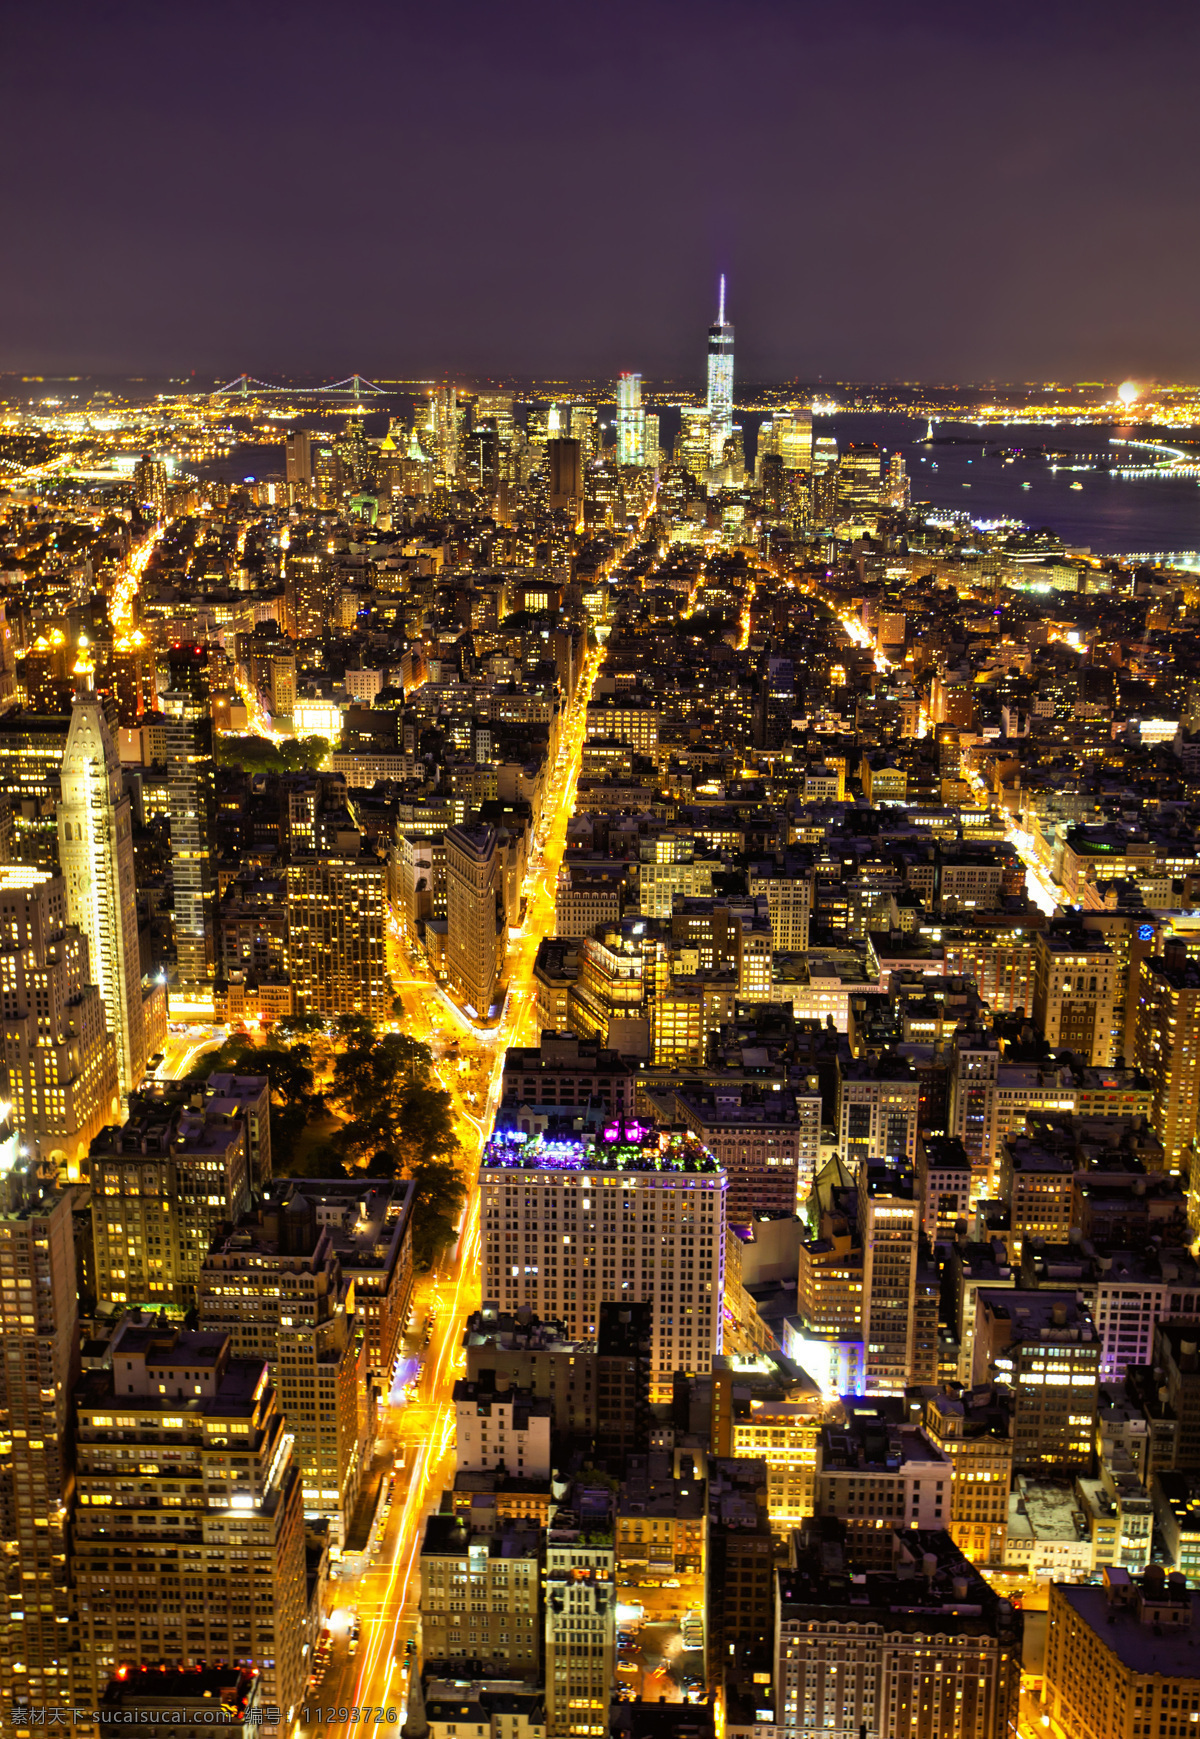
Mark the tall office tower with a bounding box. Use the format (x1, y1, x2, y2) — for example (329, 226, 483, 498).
(427, 385, 459, 482)
(706, 274, 734, 465)
(885, 451, 910, 509)
(284, 427, 313, 491)
(466, 417, 500, 503)
(858, 1157, 919, 1393)
(89, 1093, 252, 1309)
(615, 372, 645, 466)
(544, 1489, 617, 1739)
(446, 823, 504, 1018)
(1135, 939, 1200, 1178)
(569, 404, 598, 467)
(1034, 929, 1120, 1065)
(0, 865, 119, 1174)
(198, 1205, 365, 1544)
(678, 406, 712, 480)
(131, 453, 168, 522)
(73, 1321, 306, 1726)
(284, 549, 336, 640)
(480, 1122, 727, 1394)
(0, 1146, 78, 1722)
(812, 434, 838, 474)
(643, 412, 660, 468)
(284, 849, 389, 1019)
(58, 668, 150, 1097)
(778, 405, 814, 471)
(161, 646, 216, 988)
(547, 438, 583, 516)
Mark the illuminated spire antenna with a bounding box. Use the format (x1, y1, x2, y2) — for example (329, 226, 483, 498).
(718, 274, 726, 325)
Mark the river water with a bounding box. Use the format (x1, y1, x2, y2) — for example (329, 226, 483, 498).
(817, 412, 1200, 561)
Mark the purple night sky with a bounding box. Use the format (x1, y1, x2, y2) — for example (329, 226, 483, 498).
(3, 0, 1198, 383)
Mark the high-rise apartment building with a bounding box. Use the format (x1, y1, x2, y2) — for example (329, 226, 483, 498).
(0, 864, 119, 1173)
(1033, 928, 1119, 1066)
(284, 428, 313, 492)
(205, 1072, 272, 1189)
(615, 373, 644, 467)
(131, 454, 168, 521)
(858, 1157, 919, 1393)
(0, 1147, 78, 1722)
(284, 548, 336, 639)
(480, 1122, 727, 1392)
(1135, 939, 1200, 1176)
(198, 1204, 365, 1542)
(161, 646, 216, 988)
(544, 1494, 617, 1739)
(972, 1288, 1100, 1473)
(284, 849, 388, 1018)
(838, 1054, 921, 1165)
(747, 857, 814, 952)
(706, 276, 734, 465)
(89, 1092, 252, 1309)
(707, 1457, 775, 1681)
(260, 1177, 416, 1388)
(775, 1526, 1022, 1739)
(58, 671, 158, 1097)
(0, 709, 72, 871)
(446, 823, 504, 1018)
(1045, 1569, 1200, 1739)
(419, 1513, 543, 1677)
(72, 1321, 307, 1727)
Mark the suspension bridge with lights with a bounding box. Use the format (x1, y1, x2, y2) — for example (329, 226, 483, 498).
(211, 373, 391, 400)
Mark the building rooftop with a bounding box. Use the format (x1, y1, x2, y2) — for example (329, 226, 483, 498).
(1055, 1575, 1200, 1678)
(480, 1120, 721, 1176)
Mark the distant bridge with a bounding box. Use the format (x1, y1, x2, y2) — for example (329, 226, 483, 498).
(211, 373, 391, 401)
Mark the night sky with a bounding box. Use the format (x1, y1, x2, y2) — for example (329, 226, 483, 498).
(4, 0, 1199, 384)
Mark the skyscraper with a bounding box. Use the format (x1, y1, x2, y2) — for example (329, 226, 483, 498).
(480, 1122, 727, 1393)
(161, 646, 216, 989)
(858, 1156, 919, 1394)
(199, 1206, 365, 1544)
(615, 372, 644, 466)
(445, 823, 504, 1018)
(57, 667, 153, 1097)
(0, 1142, 78, 1721)
(284, 848, 389, 1019)
(131, 453, 168, 522)
(284, 428, 313, 492)
(0, 865, 119, 1175)
(1135, 939, 1200, 1180)
(72, 1321, 307, 1725)
(89, 1091, 253, 1310)
(706, 274, 734, 465)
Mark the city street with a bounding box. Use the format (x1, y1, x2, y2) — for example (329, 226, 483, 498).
(298, 641, 605, 1732)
